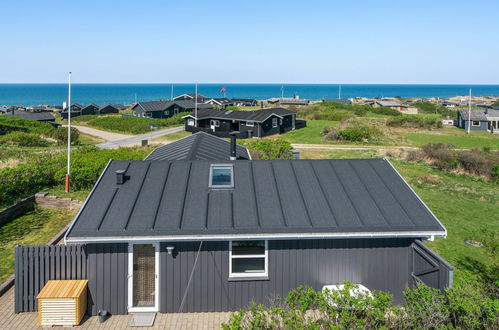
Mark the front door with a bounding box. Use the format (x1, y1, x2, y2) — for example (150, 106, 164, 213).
(128, 243, 159, 312)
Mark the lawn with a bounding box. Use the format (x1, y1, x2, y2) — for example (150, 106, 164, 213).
(401, 128, 498, 149)
(0, 208, 76, 282)
(300, 149, 498, 287)
(278, 120, 339, 144)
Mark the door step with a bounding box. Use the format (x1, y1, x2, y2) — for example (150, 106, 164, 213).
(130, 312, 156, 327)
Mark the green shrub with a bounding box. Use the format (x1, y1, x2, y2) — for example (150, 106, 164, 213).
(0, 116, 54, 136)
(86, 113, 187, 134)
(492, 165, 499, 182)
(0, 132, 49, 147)
(323, 124, 383, 143)
(242, 138, 293, 160)
(222, 283, 499, 329)
(387, 115, 442, 129)
(0, 146, 151, 207)
(50, 127, 80, 145)
(369, 106, 402, 117)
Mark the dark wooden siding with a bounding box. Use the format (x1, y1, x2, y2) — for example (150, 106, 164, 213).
(86, 243, 128, 315)
(159, 238, 413, 313)
(14, 245, 87, 313)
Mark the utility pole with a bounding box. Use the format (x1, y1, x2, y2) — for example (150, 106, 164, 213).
(65, 72, 72, 193)
(467, 88, 472, 134)
(194, 82, 198, 127)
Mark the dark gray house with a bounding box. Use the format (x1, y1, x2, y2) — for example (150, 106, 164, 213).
(457, 109, 499, 133)
(54, 157, 450, 316)
(132, 100, 213, 119)
(173, 93, 209, 103)
(81, 104, 100, 115)
(99, 104, 120, 114)
(145, 131, 251, 161)
(3, 110, 55, 123)
(184, 107, 297, 138)
(204, 98, 235, 109)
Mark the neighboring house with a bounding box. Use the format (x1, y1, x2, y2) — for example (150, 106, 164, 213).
(60, 110, 82, 119)
(0, 106, 11, 114)
(70, 103, 83, 111)
(3, 109, 56, 123)
(112, 104, 127, 110)
(457, 109, 499, 133)
(268, 97, 310, 106)
(183, 107, 297, 138)
(26, 105, 50, 112)
(442, 102, 459, 108)
(372, 100, 418, 114)
(54, 157, 450, 316)
(98, 104, 120, 114)
(323, 98, 352, 105)
(173, 93, 209, 103)
(145, 131, 251, 161)
(204, 98, 235, 108)
(132, 100, 213, 119)
(80, 104, 100, 115)
(232, 98, 258, 107)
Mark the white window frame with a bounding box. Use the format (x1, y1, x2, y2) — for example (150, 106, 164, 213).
(472, 120, 480, 127)
(187, 118, 195, 126)
(272, 117, 278, 128)
(246, 121, 254, 127)
(127, 242, 160, 313)
(209, 164, 234, 188)
(210, 119, 220, 127)
(229, 240, 268, 279)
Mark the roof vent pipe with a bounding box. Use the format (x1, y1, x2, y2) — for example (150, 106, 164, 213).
(116, 170, 126, 184)
(291, 150, 301, 160)
(230, 133, 237, 160)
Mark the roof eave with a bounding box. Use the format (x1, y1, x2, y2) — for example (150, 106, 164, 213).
(65, 230, 447, 244)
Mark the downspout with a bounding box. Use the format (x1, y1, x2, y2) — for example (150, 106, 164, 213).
(172, 241, 203, 328)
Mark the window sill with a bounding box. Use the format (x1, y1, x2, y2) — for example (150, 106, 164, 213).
(228, 276, 269, 282)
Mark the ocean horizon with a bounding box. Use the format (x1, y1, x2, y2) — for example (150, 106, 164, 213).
(1, 83, 498, 107)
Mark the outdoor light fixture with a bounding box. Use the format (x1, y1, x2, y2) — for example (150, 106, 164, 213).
(166, 246, 175, 255)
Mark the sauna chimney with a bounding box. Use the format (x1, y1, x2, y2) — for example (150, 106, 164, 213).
(230, 133, 237, 161)
(116, 170, 126, 184)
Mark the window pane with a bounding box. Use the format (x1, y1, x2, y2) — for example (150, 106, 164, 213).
(211, 167, 232, 186)
(232, 241, 265, 255)
(232, 257, 265, 274)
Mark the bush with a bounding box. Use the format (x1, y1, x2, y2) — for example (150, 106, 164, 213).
(0, 146, 151, 207)
(86, 113, 187, 134)
(242, 138, 293, 160)
(370, 106, 402, 117)
(0, 132, 49, 147)
(0, 116, 54, 136)
(222, 283, 499, 329)
(421, 143, 458, 170)
(457, 149, 495, 177)
(387, 115, 442, 129)
(50, 127, 80, 145)
(322, 124, 383, 143)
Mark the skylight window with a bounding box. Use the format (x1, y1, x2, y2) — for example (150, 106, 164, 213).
(209, 165, 234, 188)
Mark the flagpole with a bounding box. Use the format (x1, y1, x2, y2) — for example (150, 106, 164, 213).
(65, 72, 72, 193)
(194, 82, 198, 127)
(467, 88, 471, 134)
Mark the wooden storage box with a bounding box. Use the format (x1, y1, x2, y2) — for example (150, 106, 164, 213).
(37, 280, 88, 327)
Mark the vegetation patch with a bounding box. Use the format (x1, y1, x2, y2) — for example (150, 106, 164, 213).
(242, 138, 293, 160)
(295, 102, 401, 122)
(85, 113, 187, 134)
(0, 132, 49, 147)
(222, 283, 497, 329)
(0, 146, 152, 208)
(387, 115, 443, 129)
(321, 120, 385, 144)
(406, 143, 499, 180)
(0, 208, 75, 283)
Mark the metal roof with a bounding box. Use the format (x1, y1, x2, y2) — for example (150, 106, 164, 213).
(184, 107, 295, 122)
(376, 100, 402, 107)
(459, 109, 499, 121)
(3, 111, 55, 121)
(135, 100, 213, 112)
(145, 132, 250, 161)
(66, 158, 446, 242)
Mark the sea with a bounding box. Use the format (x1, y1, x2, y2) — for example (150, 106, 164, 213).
(1, 84, 498, 107)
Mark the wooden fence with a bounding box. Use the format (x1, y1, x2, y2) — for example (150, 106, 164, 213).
(14, 245, 87, 313)
(411, 240, 454, 290)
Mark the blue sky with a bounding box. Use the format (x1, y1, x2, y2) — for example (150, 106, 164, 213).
(0, 0, 498, 83)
